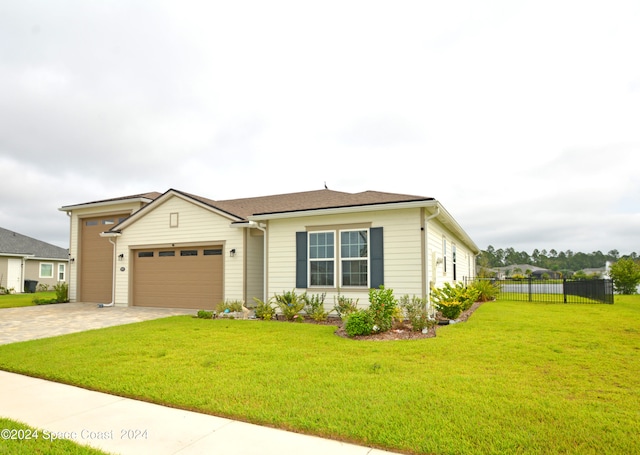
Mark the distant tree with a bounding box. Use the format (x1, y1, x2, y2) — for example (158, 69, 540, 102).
(609, 258, 640, 294)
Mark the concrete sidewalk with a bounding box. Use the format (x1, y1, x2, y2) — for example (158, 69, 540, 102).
(0, 370, 399, 455)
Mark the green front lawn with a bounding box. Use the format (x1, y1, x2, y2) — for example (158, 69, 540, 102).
(0, 297, 639, 455)
(0, 418, 109, 455)
(0, 292, 56, 309)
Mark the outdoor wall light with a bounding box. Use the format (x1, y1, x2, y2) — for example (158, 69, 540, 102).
(69, 258, 75, 263)
(230, 249, 236, 257)
(118, 253, 125, 261)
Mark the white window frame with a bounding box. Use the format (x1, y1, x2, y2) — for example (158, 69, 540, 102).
(58, 263, 66, 281)
(39, 263, 54, 279)
(308, 231, 336, 287)
(442, 236, 447, 275)
(339, 229, 369, 288)
(308, 229, 370, 289)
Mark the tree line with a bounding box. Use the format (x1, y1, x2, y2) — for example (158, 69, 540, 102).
(478, 246, 639, 272)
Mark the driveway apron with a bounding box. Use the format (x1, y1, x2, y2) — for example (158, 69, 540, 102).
(0, 303, 194, 345)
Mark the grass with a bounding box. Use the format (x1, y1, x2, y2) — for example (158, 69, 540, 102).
(0, 417, 109, 454)
(0, 292, 57, 309)
(0, 297, 639, 454)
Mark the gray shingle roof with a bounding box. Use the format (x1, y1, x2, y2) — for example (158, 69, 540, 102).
(0, 227, 68, 260)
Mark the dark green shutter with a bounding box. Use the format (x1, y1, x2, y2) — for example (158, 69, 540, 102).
(370, 227, 384, 288)
(296, 232, 308, 288)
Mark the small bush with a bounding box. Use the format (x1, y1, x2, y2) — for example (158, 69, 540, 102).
(431, 282, 478, 319)
(216, 300, 244, 313)
(197, 310, 214, 319)
(344, 310, 374, 337)
(399, 295, 435, 332)
(469, 280, 500, 302)
(253, 297, 276, 320)
(368, 286, 397, 333)
(37, 283, 50, 292)
(434, 300, 465, 320)
(274, 290, 306, 321)
(54, 282, 69, 303)
(333, 294, 359, 319)
(303, 293, 329, 321)
(33, 298, 59, 305)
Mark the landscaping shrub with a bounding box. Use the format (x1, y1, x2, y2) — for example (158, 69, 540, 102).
(333, 294, 359, 319)
(197, 310, 214, 319)
(344, 310, 374, 337)
(216, 300, 244, 313)
(399, 295, 435, 332)
(303, 292, 329, 321)
(431, 282, 479, 320)
(54, 282, 69, 303)
(469, 279, 500, 302)
(274, 290, 306, 321)
(33, 298, 59, 305)
(253, 297, 276, 320)
(368, 286, 397, 333)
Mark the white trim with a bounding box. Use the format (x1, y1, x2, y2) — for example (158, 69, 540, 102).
(39, 262, 54, 279)
(58, 197, 155, 212)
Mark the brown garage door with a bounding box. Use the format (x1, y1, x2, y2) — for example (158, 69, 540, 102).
(133, 246, 223, 309)
(80, 214, 129, 303)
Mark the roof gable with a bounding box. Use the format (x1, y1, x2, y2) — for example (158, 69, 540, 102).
(0, 227, 68, 259)
(108, 189, 244, 232)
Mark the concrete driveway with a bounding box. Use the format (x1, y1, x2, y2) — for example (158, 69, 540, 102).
(0, 302, 195, 345)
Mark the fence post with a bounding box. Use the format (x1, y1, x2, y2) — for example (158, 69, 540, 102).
(563, 278, 567, 303)
(528, 276, 532, 302)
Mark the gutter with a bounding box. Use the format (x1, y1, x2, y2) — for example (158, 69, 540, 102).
(98, 231, 121, 308)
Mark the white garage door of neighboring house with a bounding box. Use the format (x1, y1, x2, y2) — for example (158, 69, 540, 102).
(133, 246, 223, 310)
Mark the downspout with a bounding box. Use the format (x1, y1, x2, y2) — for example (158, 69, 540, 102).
(255, 223, 268, 303)
(424, 206, 440, 310)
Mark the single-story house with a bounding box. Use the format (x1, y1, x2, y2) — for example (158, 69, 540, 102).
(494, 264, 561, 279)
(59, 188, 480, 310)
(0, 227, 69, 292)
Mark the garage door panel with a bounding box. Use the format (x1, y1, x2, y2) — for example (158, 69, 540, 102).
(133, 247, 223, 309)
(80, 214, 130, 303)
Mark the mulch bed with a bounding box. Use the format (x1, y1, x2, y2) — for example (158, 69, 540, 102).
(287, 300, 488, 341)
(348, 299, 487, 341)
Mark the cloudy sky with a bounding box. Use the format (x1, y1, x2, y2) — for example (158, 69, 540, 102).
(1, 1, 639, 256)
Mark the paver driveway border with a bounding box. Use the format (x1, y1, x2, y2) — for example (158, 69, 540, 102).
(0, 302, 195, 345)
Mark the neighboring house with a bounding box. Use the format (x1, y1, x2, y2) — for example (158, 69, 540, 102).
(494, 264, 561, 279)
(0, 227, 69, 292)
(59, 188, 479, 310)
(578, 262, 611, 279)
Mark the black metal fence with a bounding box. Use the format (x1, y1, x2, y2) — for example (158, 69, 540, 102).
(467, 277, 614, 304)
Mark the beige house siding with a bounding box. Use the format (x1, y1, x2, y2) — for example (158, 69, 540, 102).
(24, 260, 67, 288)
(266, 208, 426, 309)
(425, 217, 476, 289)
(245, 228, 265, 304)
(113, 195, 245, 306)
